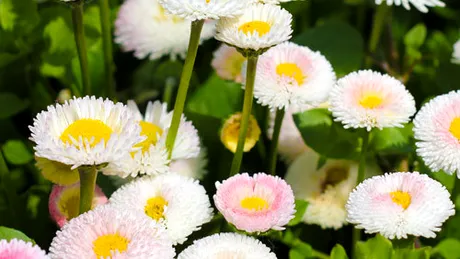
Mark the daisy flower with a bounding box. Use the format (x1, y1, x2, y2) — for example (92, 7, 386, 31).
(329, 70, 416, 131)
(158, 0, 250, 21)
(211, 44, 246, 83)
(220, 113, 261, 153)
(375, 0, 445, 13)
(109, 174, 213, 244)
(346, 172, 455, 239)
(251, 42, 336, 110)
(170, 147, 208, 180)
(0, 239, 48, 259)
(177, 233, 276, 259)
(285, 150, 361, 229)
(48, 182, 108, 227)
(35, 157, 79, 185)
(115, 0, 215, 60)
(49, 205, 175, 259)
(103, 100, 200, 178)
(453, 39, 460, 64)
(413, 91, 460, 176)
(29, 96, 143, 172)
(215, 3, 293, 52)
(214, 173, 295, 233)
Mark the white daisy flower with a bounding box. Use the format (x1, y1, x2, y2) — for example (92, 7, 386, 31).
(109, 174, 213, 245)
(170, 146, 208, 180)
(285, 150, 358, 229)
(453, 39, 460, 64)
(252, 0, 294, 3)
(102, 100, 200, 178)
(177, 233, 276, 259)
(215, 3, 293, 52)
(49, 204, 175, 259)
(115, 0, 216, 60)
(346, 172, 455, 239)
(211, 44, 246, 83)
(329, 70, 416, 131)
(375, 0, 445, 13)
(413, 91, 460, 176)
(0, 239, 49, 259)
(29, 96, 143, 170)
(251, 42, 336, 110)
(158, 0, 250, 21)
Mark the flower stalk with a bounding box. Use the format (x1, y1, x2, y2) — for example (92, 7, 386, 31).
(99, 0, 116, 98)
(268, 108, 285, 175)
(78, 166, 97, 214)
(71, 1, 91, 95)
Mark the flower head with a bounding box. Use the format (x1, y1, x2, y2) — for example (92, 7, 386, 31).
(346, 172, 455, 239)
(251, 42, 336, 110)
(375, 0, 445, 13)
(211, 44, 246, 83)
(220, 113, 261, 153)
(29, 96, 143, 173)
(178, 233, 276, 259)
(103, 101, 200, 178)
(49, 205, 175, 259)
(48, 183, 108, 227)
(115, 0, 215, 60)
(329, 70, 416, 131)
(215, 3, 293, 52)
(214, 173, 295, 233)
(109, 174, 213, 244)
(413, 91, 460, 176)
(0, 239, 48, 259)
(453, 39, 460, 64)
(170, 147, 208, 180)
(158, 0, 250, 21)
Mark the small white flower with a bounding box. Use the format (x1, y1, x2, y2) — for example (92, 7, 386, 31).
(115, 0, 215, 60)
(453, 39, 460, 64)
(215, 3, 293, 51)
(170, 146, 208, 180)
(158, 0, 250, 21)
(375, 0, 445, 13)
(178, 233, 276, 259)
(329, 70, 416, 131)
(110, 174, 213, 245)
(250, 42, 336, 110)
(346, 172, 455, 239)
(413, 91, 460, 176)
(29, 96, 143, 171)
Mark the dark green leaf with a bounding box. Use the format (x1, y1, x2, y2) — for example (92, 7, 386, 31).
(369, 124, 413, 155)
(356, 235, 392, 259)
(331, 244, 348, 259)
(288, 199, 309, 226)
(0, 0, 39, 33)
(2, 140, 33, 165)
(0, 226, 33, 243)
(404, 24, 427, 49)
(433, 239, 460, 259)
(0, 93, 29, 119)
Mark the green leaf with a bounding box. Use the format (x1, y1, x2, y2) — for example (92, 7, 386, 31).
(2, 140, 33, 165)
(187, 74, 243, 119)
(0, 0, 39, 33)
(433, 239, 460, 259)
(0, 226, 33, 243)
(404, 24, 427, 49)
(356, 235, 392, 259)
(294, 21, 364, 76)
(369, 124, 413, 155)
(393, 248, 431, 259)
(331, 244, 348, 259)
(289, 241, 314, 259)
(289, 249, 305, 259)
(293, 108, 361, 159)
(0, 93, 29, 119)
(288, 199, 309, 226)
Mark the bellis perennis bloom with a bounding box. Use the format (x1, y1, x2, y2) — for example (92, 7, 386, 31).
(329, 70, 416, 131)
(375, 0, 445, 13)
(214, 173, 295, 233)
(0, 239, 48, 259)
(158, 0, 250, 21)
(211, 44, 246, 83)
(220, 113, 261, 153)
(346, 172, 455, 239)
(178, 233, 276, 259)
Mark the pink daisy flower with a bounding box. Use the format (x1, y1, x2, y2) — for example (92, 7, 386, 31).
(0, 239, 48, 259)
(211, 44, 245, 83)
(214, 173, 295, 233)
(48, 183, 108, 227)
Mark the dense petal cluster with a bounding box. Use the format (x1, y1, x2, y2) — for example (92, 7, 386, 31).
(346, 172, 455, 239)
(375, 0, 445, 13)
(0, 239, 49, 259)
(158, 0, 250, 21)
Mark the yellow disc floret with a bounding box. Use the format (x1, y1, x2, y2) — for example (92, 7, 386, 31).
(241, 197, 269, 211)
(144, 196, 168, 220)
(134, 121, 164, 153)
(220, 113, 261, 153)
(93, 233, 130, 258)
(276, 63, 304, 85)
(390, 191, 411, 210)
(60, 119, 113, 147)
(449, 117, 460, 140)
(359, 94, 383, 109)
(238, 21, 271, 37)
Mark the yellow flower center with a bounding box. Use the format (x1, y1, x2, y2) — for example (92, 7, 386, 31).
(144, 196, 168, 220)
(238, 21, 271, 37)
(206, 0, 210, 3)
(449, 117, 460, 140)
(390, 191, 411, 210)
(93, 233, 130, 258)
(276, 63, 304, 85)
(134, 121, 163, 153)
(220, 113, 261, 153)
(359, 94, 383, 109)
(58, 187, 80, 220)
(240, 197, 269, 211)
(60, 119, 113, 147)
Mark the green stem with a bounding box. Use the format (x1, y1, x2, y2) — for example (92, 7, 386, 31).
(71, 2, 91, 96)
(366, 4, 390, 67)
(78, 166, 98, 214)
(163, 77, 177, 111)
(99, 0, 115, 98)
(312, 250, 330, 259)
(165, 19, 205, 159)
(230, 55, 258, 176)
(268, 108, 285, 175)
